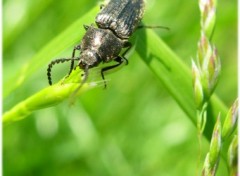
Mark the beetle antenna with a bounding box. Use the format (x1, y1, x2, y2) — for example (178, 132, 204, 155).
(47, 57, 80, 85)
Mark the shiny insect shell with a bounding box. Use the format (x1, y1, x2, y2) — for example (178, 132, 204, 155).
(47, 0, 145, 87)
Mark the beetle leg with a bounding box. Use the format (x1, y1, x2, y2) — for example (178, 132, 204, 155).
(72, 45, 81, 58)
(100, 42, 132, 88)
(69, 45, 81, 75)
(122, 41, 132, 65)
(83, 24, 90, 30)
(137, 25, 169, 31)
(101, 56, 124, 88)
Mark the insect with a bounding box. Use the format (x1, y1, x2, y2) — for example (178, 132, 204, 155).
(47, 0, 145, 88)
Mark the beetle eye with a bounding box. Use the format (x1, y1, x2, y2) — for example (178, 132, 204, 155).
(79, 60, 86, 69)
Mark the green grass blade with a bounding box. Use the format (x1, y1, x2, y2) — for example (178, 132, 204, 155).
(3, 0, 55, 51)
(2, 68, 97, 125)
(134, 29, 228, 140)
(3, 6, 99, 98)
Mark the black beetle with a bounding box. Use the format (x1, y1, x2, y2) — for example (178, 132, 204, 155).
(47, 0, 145, 87)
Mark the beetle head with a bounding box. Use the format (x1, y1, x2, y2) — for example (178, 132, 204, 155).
(79, 50, 100, 69)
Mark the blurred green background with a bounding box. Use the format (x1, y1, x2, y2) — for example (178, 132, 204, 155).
(3, 0, 237, 176)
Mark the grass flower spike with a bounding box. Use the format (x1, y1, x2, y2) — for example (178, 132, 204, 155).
(202, 115, 221, 176)
(192, 60, 204, 109)
(222, 99, 238, 140)
(196, 35, 221, 99)
(199, 0, 217, 38)
(193, 0, 220, 133)
(228, 135, 238, 176)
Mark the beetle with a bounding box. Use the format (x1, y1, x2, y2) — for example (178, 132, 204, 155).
(47, 0, 145, 88)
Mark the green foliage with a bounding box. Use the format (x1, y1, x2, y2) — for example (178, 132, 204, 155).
(3, 0, 237, 175)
